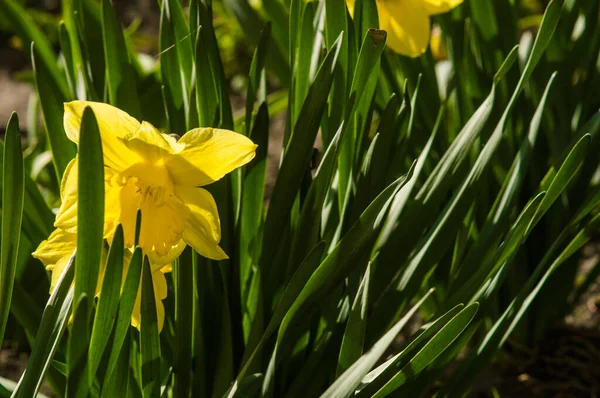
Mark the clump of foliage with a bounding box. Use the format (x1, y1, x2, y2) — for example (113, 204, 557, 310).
(0, 0, 599, 397)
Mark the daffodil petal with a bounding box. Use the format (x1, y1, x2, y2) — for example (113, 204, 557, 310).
(49, 255, 72, 293)
(418, 0, 463, 15)
(64, 101, 142, 171)
(147, 240, 186, 268)
(378, 0, 430, 57)
(175, 185, 228, 260)
(54, 158, 78, 233)
(123, 121, 174, 163)
(166, 128, 257, 187)
(32, 228, 77, 268)
(131, 268, 169, 332)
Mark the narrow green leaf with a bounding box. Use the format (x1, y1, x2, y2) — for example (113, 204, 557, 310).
(102, 0, 141, 118)
(320, 289, 434, 398)
(261, 33, 343, 280)
(0, 113, 24, 345)
(104, 247, 143, 385)
(245, 22, 271, 135)
(31, 44, 77, 179)
(173, 247, 194, 397)
(88, 225, 125, 382)
(356, 304, 465, 397)
(278, 170, 414, 354)
(371, 303, 479, 397)
(337, 264, 370, 375)
(67, 294, 90, 397)
(140, 256, 161, 398)
(13, 256, 75, 398)
(75, 106, 104, 317)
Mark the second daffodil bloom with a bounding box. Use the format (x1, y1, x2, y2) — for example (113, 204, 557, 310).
(346, 0, 463, 57)
(56, 101, 257, 266)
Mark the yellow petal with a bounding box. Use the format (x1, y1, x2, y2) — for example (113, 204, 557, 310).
(166, 128, 257, 187)
(32, 228, 77, 268)
(122, 121, 174, 163)
(130, 268, 169, 332)
(176, 185, 228, 260)
(378, 0, 430, 57)
(54, 158, 78, 233)
(147, 240, 186, 268)
(418, 0, 463, 15)
(345, 0, 356, 17)
(64, 101, 142, 171)
(49, 255, 72, 293)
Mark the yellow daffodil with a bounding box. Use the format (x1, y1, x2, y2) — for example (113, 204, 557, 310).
(33, 227, 171, 331)
(56, 101, 257, 265)
(346, 0, 463, 57)
(34, 100, 255, 332)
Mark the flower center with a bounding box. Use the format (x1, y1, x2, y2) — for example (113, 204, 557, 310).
(108, 162, 189, 257)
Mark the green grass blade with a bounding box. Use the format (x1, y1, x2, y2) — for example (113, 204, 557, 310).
(0, 113, 24, 346)
(103, 247, 143, 386)
(277, 170, 413, 355)
(173, 247, 194, 397)
(261, 33, 343, 283)
(88, 225, 125, 382)
(159, 0, 194, 132)
(356, 304, 465, 397)
(74, 106, 104, 318)
(245, 22, 271, 135)
(371, 303, 479, 397)
(101, 0, 141, 118)
(13, 256, 75, 398)
(320, 289, 434, 398)
(336, 264, 370, 376)
(140, 256, 161, 398)
(31, 44, 77, 179)
(67, 294, 90, 397)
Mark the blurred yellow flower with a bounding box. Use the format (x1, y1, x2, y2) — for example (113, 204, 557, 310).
(347, 0, 463, 57)
(56, 101, 257, 265)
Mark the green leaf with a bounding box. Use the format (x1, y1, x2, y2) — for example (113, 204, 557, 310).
(173, 247, 193, 397)
(13, 256, 75, 398)
(67, 294, 90, 397)
(75, 106, 104, 318)
(104, 247, 143, 386)
(245, 22, 271, 135)
(371, 303, 479, 397)
(140, 256, 161, 398)
(0, 113, 24, 346)
(159, 0, 194, 131)
(102, 0, 141, 118)
(356, 304, 465, 397)
(261, 33, 343, 283)
(277, 169, 414, 356)
(194, 25, 219, 128)
(31, 43, 77, 180)
(239, 103, 269, 329)
(88, 225, 125, 382)
(336, 264, 370, 376)
(320, 289, 434, 398)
